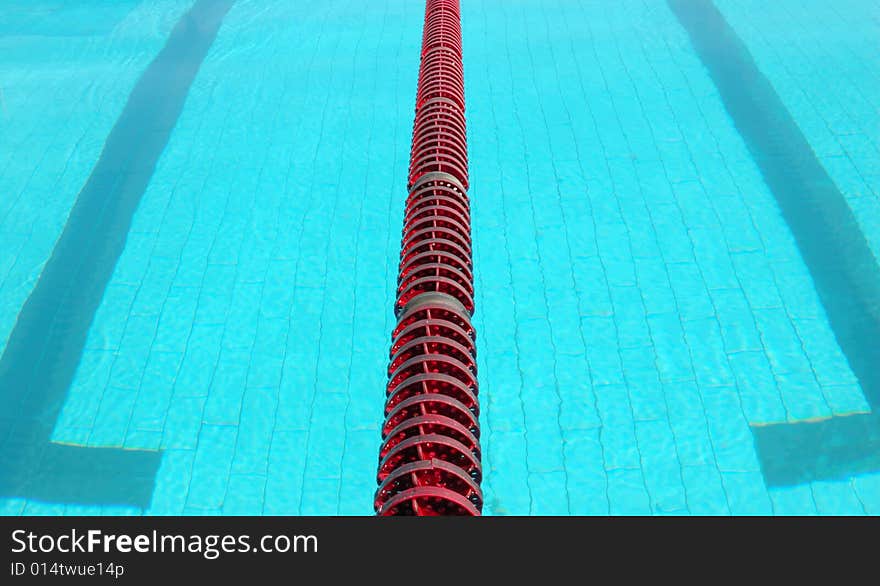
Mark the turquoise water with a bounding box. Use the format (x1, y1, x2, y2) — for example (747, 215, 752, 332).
(0, 0, 878, 515)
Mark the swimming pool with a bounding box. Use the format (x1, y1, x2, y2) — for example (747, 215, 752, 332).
(0, 0, 878, 515)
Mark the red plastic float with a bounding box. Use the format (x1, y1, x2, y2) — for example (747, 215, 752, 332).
(375, 0, 481, 516)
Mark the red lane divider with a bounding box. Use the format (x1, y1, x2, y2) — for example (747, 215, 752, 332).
(375, 0, 481, 516)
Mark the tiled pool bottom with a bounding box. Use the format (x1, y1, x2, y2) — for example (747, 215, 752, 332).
(464, 0, 880, 515)
(1, 0, 879, 515)
(0, 0, 423, 516)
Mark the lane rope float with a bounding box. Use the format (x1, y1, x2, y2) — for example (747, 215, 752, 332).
(374, 0, 481, 516)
